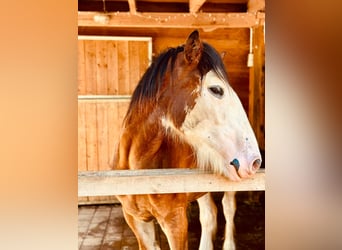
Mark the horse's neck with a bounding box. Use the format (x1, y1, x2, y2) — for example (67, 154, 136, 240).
(117, 116, 196, 170)
(158, 137, 196, 169)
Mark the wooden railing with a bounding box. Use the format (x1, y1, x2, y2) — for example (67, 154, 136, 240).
(78, 169, 265, 197)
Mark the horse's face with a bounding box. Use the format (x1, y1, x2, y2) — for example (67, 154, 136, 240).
(161, 30, 262, 181)
(180, 70, 261, 181)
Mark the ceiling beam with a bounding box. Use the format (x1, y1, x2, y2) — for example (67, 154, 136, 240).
(127, 0, 137, 15)
(78, 11, 265, 29)
(189, 0, 207, 13)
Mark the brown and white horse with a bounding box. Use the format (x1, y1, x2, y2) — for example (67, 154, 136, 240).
(113, 30, 262, 250)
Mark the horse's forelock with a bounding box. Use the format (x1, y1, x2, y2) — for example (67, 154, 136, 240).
(199, 43, 229, 83)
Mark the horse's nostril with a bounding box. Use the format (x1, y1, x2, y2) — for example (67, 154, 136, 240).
(230, 158, 240, 171)
(252, 159, 262, 170)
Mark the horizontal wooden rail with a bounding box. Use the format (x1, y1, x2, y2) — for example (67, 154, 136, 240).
(78, 95, 131, 101)
(78, 168, 265, 197)
(78, 11, 265, 29)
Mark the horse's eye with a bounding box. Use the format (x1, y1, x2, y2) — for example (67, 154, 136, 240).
(208, 86, 224, 98)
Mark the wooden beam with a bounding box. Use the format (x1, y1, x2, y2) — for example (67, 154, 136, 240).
(189, 0, 206, 13)
(247, 0, 265, 13)
(127, 0, 137, 15)
(248, 25, 265, 150)
(78, 11, 265, 29)
(78, 168, 265, 196)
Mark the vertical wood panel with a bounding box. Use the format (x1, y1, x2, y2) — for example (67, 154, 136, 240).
(107, 101, 119, 167)
(85, 102, 98, 171)
(78, 40, 86, 94)
(84, 40, 97, 94)
(249, 25, 265, 151)
(107, 41, 119, 95)
(129, 41, 141, 92)
(117, 41, 130, 95)
(96, 102, 110, 170)
(78, 103, 87, 171)
(95, 41, 108, 94)
(139, 42, 149, 78)
(78, 100, 89, 204)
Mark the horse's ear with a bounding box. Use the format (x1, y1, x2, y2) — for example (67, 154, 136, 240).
(184, 30, 203, 64)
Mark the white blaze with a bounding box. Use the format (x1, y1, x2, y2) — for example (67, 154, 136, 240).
(178, 70, 261, 180)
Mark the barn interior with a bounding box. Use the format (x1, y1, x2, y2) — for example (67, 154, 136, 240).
(78, 0, 265, 249)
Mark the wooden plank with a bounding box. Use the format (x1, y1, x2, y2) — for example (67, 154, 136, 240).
(107, 40, 119, 95)
(78, 40, 86, 94)
(107, 102, 120, 167)
(78, 35, 152, 42)
(96, 102, 110, 170)
(248, 25, 265, 150)
(189, 0, 207, 13)
(128, 41, 146, 92)
(127, 0, 137, 15)
(78, 103, 87, 171)
(139, 41, 150, 78)
(128, 41, 140, 92)
(85, 102, 99, 171)
(78, 169, 265, 196)
(78, 95, 131, 100)
(95, 40, 108, 94)
(117, 41, 130, 95)
(78, 197, 119, 205)
(78, 11, 265, 29)
(84, 40, 97, 94)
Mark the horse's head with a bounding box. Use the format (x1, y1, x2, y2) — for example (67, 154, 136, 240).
(124, 30, 262, 181)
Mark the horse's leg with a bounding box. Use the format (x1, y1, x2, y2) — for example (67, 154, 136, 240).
(154, 205, 188, 250)
(122, 209, 161, 250)
(222, 191, 237, 250)
(197, 193, 217, 250)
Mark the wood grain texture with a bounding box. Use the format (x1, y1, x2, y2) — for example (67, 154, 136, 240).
(78, 11, 265, 29)
(78, 169, 265, 196)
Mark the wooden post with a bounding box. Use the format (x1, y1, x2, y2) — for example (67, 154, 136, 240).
(189, 0, 206, 13)
(248, 24, 265, 151)
(127, 0, 137, 15)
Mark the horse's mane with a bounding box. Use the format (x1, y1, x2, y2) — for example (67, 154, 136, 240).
(125, 42, 229, 120)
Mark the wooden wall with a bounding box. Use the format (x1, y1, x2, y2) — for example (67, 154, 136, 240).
(78, 38, 151, 95)
(78, 37, 151, 203)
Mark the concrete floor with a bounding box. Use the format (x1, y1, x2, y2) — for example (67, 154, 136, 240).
(78, 191, 265, 250)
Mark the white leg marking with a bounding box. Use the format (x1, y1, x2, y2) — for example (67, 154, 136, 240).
(222, 191, 237, 250)
(197, 193, 217, 250)
(134, 219, 160, 250)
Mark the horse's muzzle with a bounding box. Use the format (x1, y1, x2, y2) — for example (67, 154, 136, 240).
(230, 158, 240, 171)
(230, 157, 262, 178)
(252, 158, 262, 171)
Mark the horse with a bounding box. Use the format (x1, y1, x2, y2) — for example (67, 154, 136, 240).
(113, 30, 262, 250)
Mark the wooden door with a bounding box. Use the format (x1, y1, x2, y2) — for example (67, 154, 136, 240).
(78, 36, 152, 204)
